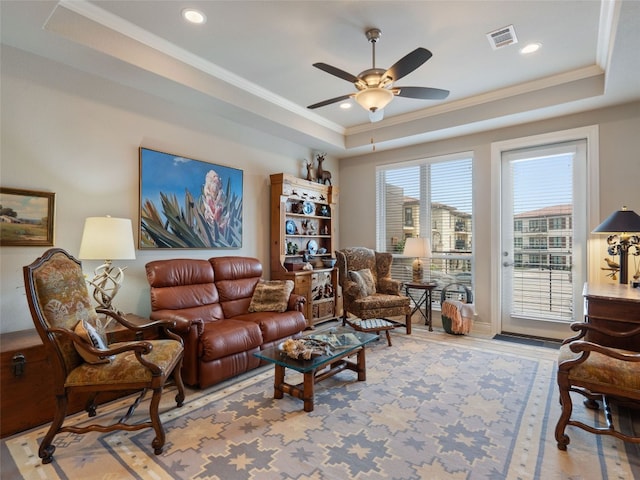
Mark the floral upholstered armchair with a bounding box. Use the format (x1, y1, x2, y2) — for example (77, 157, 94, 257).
(23, 248, 185, 464)
(555, 321, 640, 450)
(335, 247, 412, 334)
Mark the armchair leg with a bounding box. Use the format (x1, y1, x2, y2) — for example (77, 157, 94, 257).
(85, 393, 98, 417)
(149, 388, 165, 455)
(39, 394, 68, 464)
(555, 374, 572, 451)
(174, 360, 186, 407)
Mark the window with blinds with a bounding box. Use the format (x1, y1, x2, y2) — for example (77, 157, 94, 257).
(376, 153, 474, 296)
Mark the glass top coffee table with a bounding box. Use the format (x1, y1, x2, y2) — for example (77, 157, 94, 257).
(254, 329, 378, 412)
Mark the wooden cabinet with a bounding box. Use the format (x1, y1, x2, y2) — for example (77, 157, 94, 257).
(582, 283, 640, 351)
(0, 315, 157, 438)
(270, 173, 338, 328)
(1, 329, 56, 438)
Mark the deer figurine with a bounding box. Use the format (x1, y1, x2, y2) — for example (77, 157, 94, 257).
(316, 153, 332, 185)
(305, 161, 315, 182)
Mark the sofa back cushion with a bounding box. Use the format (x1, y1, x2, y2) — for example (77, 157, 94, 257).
(146, 259, 223, 319)
(209, 257, 262, 318)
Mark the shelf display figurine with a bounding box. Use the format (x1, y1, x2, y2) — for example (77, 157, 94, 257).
(305, 161, 315, 182)
(316, 153, 332, 185)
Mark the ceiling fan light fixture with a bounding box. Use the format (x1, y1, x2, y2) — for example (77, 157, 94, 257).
(355, 88, 394, 112)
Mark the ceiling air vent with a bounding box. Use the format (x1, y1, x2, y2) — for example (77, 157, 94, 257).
(487, 25, 518, 50)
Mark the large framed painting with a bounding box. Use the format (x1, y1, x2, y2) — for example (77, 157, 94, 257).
(0, 187, 55, 246)
(139, 147, 243, 249)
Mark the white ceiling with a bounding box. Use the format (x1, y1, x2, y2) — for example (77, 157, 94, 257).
(1, 1, 639, 156)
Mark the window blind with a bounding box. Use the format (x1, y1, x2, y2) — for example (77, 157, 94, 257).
(376, 153, 474, 292)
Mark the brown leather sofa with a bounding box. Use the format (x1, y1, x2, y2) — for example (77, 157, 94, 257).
(145, 256, 307, 388)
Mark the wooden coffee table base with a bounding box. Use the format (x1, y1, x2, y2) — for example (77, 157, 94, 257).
(273, 347, 367, 412)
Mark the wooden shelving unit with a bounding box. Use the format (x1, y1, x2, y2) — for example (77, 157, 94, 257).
(270, 173, 338, 328)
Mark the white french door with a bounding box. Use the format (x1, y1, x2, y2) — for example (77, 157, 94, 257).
(499, 139, 588, 340)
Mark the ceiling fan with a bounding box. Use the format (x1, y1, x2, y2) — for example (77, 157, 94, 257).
(307, 28, 450, 122)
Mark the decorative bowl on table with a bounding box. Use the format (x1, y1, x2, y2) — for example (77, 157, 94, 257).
(323, 258, 337, 268)
(278, 338, 332, 360)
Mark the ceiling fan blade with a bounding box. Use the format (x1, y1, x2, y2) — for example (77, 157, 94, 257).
(383, 48, 433, 83)
(395, 86, 450, 100)
(312, 63, 361, 84)
(307, 94, 354, 109)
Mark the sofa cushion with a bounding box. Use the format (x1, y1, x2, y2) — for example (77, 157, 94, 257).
(248, 280, 295, 313)
(210, 256, 262, 318)
(199, 319, 263, 362)
(146, 259, 220, 311)
(235, 311, 307, 343)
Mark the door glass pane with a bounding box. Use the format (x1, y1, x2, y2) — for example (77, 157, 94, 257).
(506, 145, 579, 323)
(501, 138, 588, 339)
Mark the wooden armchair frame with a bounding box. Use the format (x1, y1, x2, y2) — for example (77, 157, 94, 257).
(24, 248, 186, 464)
(555, 321, 640, 450)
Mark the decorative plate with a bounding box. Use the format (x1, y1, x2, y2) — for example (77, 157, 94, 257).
(285, 219, 296, 235)
(302, 201, 315, 216)
(306, 239, 318, 255)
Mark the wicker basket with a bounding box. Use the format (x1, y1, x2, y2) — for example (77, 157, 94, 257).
(440, 283, 473, 335)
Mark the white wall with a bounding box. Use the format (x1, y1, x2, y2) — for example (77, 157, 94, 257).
(0, 46, 338, 334)
(338, 101, 640, 334)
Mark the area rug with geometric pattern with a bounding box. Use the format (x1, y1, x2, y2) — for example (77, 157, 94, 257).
(2, 328, 638, 479)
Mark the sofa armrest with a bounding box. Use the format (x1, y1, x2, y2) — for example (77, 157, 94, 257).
(288, 293, 306, 313)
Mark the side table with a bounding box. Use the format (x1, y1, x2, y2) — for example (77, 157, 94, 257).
(405, 282, 437, 331)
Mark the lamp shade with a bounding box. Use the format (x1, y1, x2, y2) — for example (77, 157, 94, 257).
(592, 207, 640, 233)
(403, 237, 432, 258)
(355, 88, 394, 112)
(78, 216, 136, 260)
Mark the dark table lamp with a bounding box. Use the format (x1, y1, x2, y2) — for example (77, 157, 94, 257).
(592, 206, 640, 284)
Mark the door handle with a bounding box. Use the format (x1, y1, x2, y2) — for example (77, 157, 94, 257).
(503, 261, 514, 267)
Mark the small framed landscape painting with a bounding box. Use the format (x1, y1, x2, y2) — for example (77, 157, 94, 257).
(139, 147, 243, 249)
(0, 187, 55, 246)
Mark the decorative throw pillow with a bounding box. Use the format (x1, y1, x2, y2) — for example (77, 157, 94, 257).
(248, 280, 295, 313)
(349, 268, 377, 297)
(74, 319, 114, 364)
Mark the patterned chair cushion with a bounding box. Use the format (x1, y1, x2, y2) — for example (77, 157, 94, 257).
(248, 280, 294, 313)
(65, 339, 183, 386)
(558, 343, 640, 397)
(349, 269, 377, 297)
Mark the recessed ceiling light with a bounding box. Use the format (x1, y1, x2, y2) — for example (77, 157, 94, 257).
(182, 8, 206, 24)
(340, 102, 352, 109)
(520, 43, 541, 55)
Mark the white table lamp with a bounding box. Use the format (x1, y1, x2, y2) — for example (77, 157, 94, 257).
(403, 237, 432, 283)
(78, 216, 136, 312)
